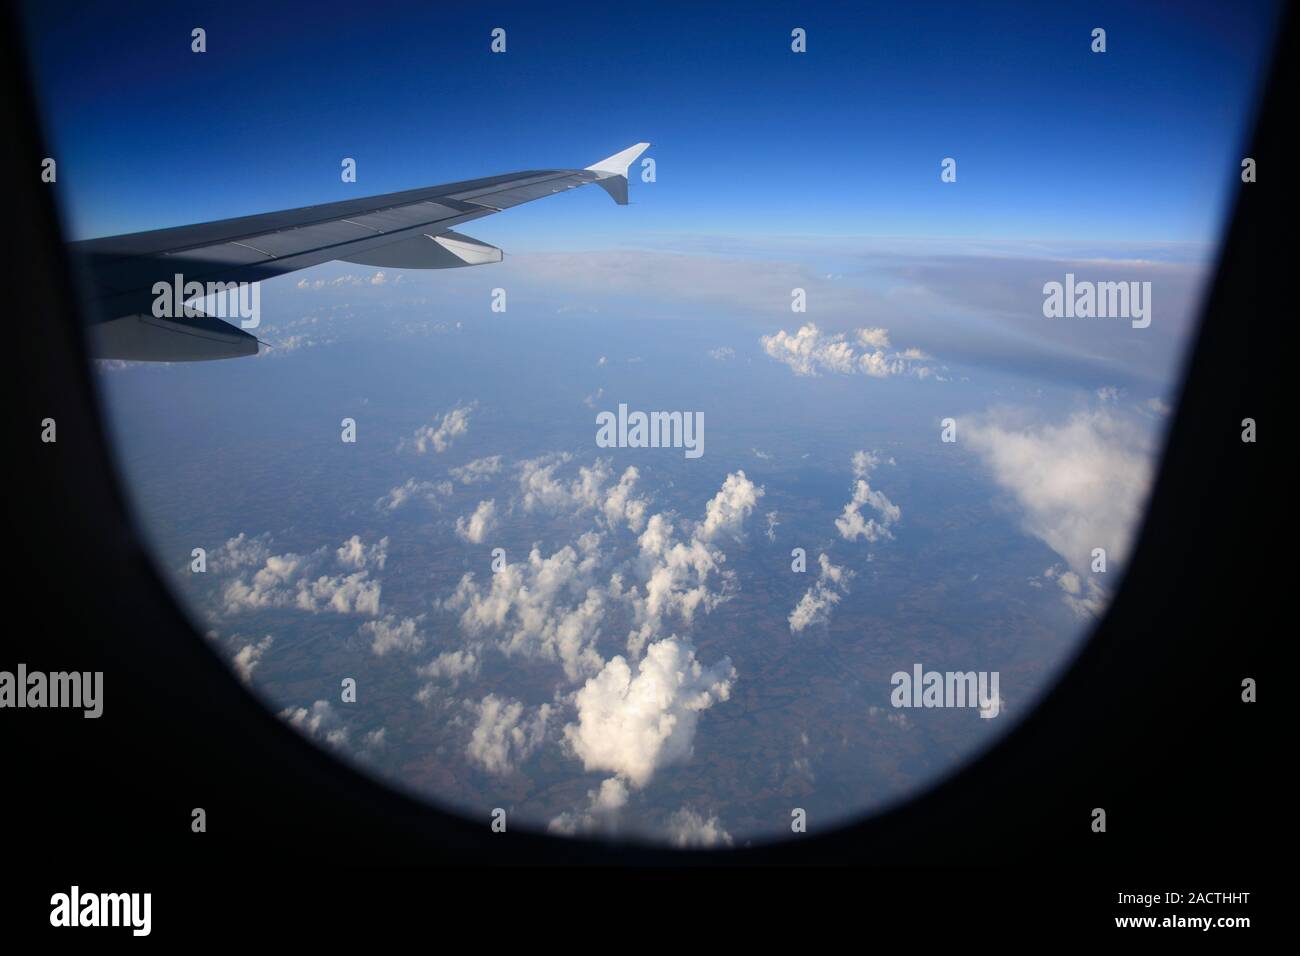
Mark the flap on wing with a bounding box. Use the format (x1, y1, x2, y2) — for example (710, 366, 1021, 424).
(339, 230, 503, 269)
(88, 312, 259, 362)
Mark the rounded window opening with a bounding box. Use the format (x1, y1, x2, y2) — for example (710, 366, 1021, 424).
(25, 1, 1280, 849)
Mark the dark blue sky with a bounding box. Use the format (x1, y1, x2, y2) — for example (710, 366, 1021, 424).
(21, 0, 1281, 244)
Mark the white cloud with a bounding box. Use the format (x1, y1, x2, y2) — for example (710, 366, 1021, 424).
(207, 532, 272, 573)
(401, 402, 477, 454)
(230, 635, 273, 684)
(761, 323, 934, 379)
(835, 452, 901, 543)
(856, 327, 891, 349)
(868, 704, 911, 729)
(294, 571, 383, 616)
(336, 534, 388, 571)
(965, 406, 1155, 610)
(375, 478, 453, 512)
(279, 699, 350, 748)
(666, 808, 734, 849)
(217, 534, 385, 617)
(455, 499, 499, 544)
(465, 695, 550, 775)
(546, 777, 628, 837)
(450, 455, 503, 484)
(563, 636, 735, 789)
(439, 468, 762, 689)
(442, 534, 607, 682)
(851, 449, 880, 479)
(624, 471, 762, 656)
(1042, 564, 1108, 619)
(415, 646, 482, 698)
(360, 614, 425, 656)
(761, 322, 856, 375)
(788, 554, 854, 633)
(1146, 396, 1171, 416)
(434, 470, 756, 798)
(517, 454, 648, 533)
(697, 469, 764, 542)
(600, 466, 650, 532)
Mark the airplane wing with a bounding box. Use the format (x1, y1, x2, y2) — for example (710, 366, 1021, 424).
(69, 143, 650, 362)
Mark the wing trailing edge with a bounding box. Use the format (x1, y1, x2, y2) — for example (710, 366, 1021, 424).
(340, 230, 503, 269)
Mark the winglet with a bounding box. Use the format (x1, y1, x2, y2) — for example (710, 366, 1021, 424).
(585, 142, 651, 205)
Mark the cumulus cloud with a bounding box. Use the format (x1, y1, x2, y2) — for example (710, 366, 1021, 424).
(279, 699, 350, 748)
(230, 635, 273, 684)
(437, 466, 763, 689)
(294, 570, 383, 616)
(965, 406, 1155, 617)
(401, 402, 477, 454)
(1043, 564, 1108, 620)
(624, 470, 762, 656)
(336, 534, 388, 571)
(442, 533, 607, 681)
(517, 453, 649, 532)
(697, 470, 764, 542)
(868, 704, 911, 729)
(856, 327, 891, 349)
(563, 636, 735, 789)
(215, 533, 386, 617)
(465, 695, 550, 775)
(761, 323, 934, 379)
(455, 499, 499, 544)
(415, 646, 482, 699)
(450, 455, 502, 484)
(547, 777, 628, 837)
(375, 478, 452, 512)
(835, 451, 902, 543)
(666, 808, 734, 849)
(207, 532, 273, 573)
(436, 470, 756, 801)
(788, 554, 854, 633)
(359, 614, 425, 656)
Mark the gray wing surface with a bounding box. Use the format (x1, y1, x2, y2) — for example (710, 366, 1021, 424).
(70, 143, 649, 361)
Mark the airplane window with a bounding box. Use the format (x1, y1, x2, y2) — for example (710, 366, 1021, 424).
(18, 1, 1280, 848)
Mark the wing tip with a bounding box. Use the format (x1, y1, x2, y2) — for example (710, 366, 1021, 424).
(584, 142, 652, 176)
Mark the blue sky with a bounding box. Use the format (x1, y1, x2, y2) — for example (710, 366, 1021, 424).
(21, 0, 1281, 245)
